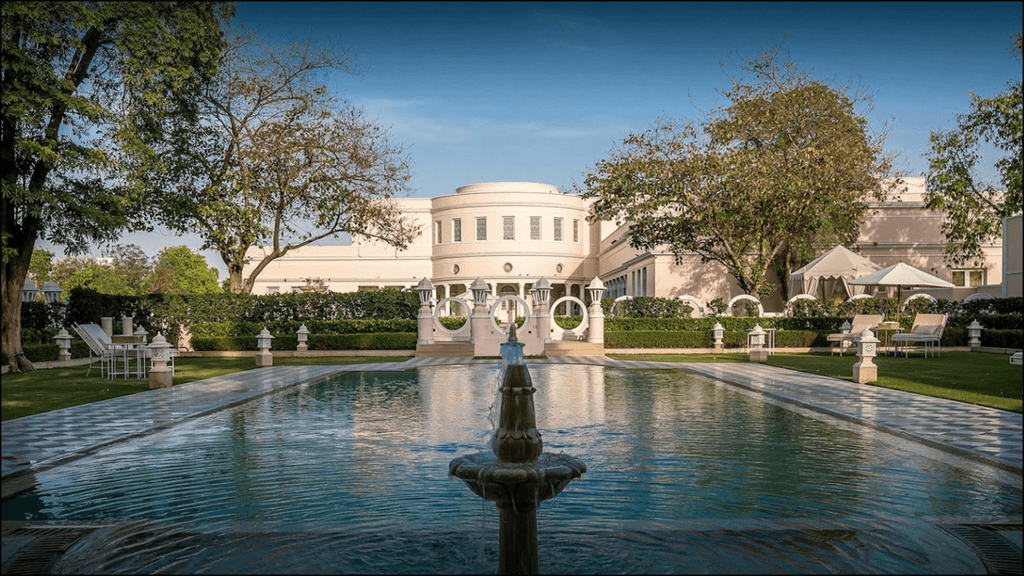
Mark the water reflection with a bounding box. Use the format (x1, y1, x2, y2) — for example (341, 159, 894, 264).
(5, 366, 1020, 574)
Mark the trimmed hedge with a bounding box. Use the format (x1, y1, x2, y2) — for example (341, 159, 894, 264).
(605, 330, 831, 349)
(190, 332, 417, 352)
(982, 329, 1024, 349)
(14, 341, 90, 363)
(190, 319, 418, 339)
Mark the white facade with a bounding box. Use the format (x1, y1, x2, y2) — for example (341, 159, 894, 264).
(243, 179, 1005, 312)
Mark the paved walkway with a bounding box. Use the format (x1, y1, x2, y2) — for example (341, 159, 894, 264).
(3, 357, 1021, 499)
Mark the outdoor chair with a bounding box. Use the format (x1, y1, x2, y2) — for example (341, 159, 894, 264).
(827, 314, 883, 356)
(891, 314, 947, 358)
(72, 323, 115, 378)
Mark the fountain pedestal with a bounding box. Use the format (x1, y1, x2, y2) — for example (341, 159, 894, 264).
(449, 326, 586, 574)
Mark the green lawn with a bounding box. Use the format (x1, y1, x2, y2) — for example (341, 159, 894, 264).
(610, 351, 1023, 413)
(1, 356, 408, 421)
(3, 351, 1020, 421)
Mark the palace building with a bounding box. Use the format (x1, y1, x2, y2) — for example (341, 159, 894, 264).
(242, 178, 1009, 313)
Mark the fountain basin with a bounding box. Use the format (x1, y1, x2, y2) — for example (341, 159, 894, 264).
(449, 451, 586, 506)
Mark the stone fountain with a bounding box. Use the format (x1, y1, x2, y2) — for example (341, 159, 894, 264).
(449, 325, 587, 574)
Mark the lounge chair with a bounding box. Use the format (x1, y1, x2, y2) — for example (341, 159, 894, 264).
(827, 314, 883, 356)
(73, 324, 149, 379)
(73, 323, 115, 378)
(891, 314, 947, 358)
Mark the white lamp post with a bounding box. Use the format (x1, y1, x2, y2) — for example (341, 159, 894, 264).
(967, 320, 983, 350)
(256, 327, 274, 367)
(531, 278, 552, 345)
(42, 280, 62, 304)
(54, 328, 73, 362)
(586, 277, 605, 345)
(470, 277, 490, 309)
(22, 278, 39, 303)
(853, 328, 880, 383)
(147, 332, 173, 389)
(416, 277, 435, 345)
(531, 278, 551, 311)
(297, 324, 310, 352)
(713, 322, 725, 352)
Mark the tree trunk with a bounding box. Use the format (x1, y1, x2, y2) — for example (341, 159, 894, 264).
(2, 242, 36, 373)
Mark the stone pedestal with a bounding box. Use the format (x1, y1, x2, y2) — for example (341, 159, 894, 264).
(256, 351, 273, 367)
(852, 362, 877, 384)
(748, 348, 769, 363)
(149, 367, 173, 389)
(853, 327, 879, 384)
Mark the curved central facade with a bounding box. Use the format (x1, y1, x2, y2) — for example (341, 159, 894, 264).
(429, 182, 598, 306)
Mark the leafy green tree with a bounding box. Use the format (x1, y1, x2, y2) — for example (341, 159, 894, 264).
(28, 248, 55, 285)
(1, 2, 231, 371)
(584, 46, 896, 299)
(50, 255, 95, 291)
(150, 245, 221, 294)
(49, 244, 152, 296)
(155, 30, 418, 294)
(925, 33, 1022, 267)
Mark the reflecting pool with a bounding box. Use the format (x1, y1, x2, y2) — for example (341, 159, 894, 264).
(4, 365, 1020, 574)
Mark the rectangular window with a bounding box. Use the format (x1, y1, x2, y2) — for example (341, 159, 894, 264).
(435, 221, 442, 244)
(554, 217, 563, 241)
(530, 216, 541, 240)
(476, 217, 487, 241)
(573, 219, 580, 243)
(453, 218, 462, 242)
(952, 269, 985, 287)
(503, 216, 515, 240)
(267, 286, 280, 295)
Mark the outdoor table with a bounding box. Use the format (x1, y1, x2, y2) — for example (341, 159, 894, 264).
(876, 322, 901, 356)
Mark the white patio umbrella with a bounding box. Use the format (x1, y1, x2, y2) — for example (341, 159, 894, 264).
(848, 263, 954, 319)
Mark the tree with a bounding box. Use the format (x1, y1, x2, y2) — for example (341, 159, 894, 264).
(50, 255, 96, 291)
(1, 2, 231, 371)
(583, 46, 895, 299)
(150, 245, 221, 294)
(105, 244, 153, 295)
(48, 244, 153, 295)
(925, 33, 1023, 267)
(28, 248, 55, 285)
(156, 30, 418, 294)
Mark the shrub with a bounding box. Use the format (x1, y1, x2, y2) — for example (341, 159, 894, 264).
(981, 329, 1024, 349)
(190, 332, 417, 351)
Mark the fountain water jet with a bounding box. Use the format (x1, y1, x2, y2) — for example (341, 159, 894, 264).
(449, 324, 587, 574)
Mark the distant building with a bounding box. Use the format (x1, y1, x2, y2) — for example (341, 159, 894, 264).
(243, 178, 1005, 312)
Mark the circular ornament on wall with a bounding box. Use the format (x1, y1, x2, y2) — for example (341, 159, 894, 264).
(556, 263, 564, 273)
(504, 262, 513, 273)
(452, 264, 460, 274)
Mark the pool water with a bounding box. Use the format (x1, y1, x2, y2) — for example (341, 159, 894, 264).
(5, 365, 1020, 573)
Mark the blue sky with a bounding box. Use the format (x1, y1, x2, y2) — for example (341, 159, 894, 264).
(53, 1, 1023, 276)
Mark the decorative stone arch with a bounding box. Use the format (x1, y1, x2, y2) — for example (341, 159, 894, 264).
(609, 295, 633, 317)
(963, 292, 994, 302)
(725, 294, 764, 317)
(846, 294, 875, 303)
(674, 295, 704, 318)
(785, 294, 818, 316)
(902, 293, 937, 311)
(549, 296, 589, 340)
(432, 297, 471, 337)
(489, 295, 532, 335)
